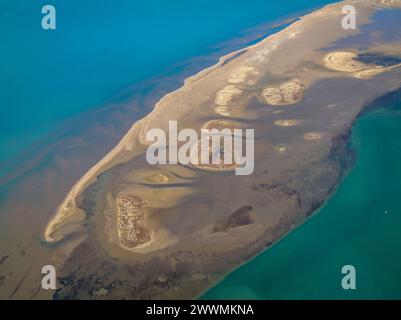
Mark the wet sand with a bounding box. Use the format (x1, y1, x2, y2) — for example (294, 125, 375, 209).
(41, 0, 401, 300)
(2, 0, 401, 299)
(0, 11, 298, 300)
(47, 0, 401, 299)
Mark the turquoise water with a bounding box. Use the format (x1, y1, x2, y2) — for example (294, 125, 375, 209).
(203, 91, 401, 300)
(0, 0, 335, 163)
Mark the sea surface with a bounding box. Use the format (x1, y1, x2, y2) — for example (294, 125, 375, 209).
(203, 89, 401, 300)
(0, 0, 335, 166)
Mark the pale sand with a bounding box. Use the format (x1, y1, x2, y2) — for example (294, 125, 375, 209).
(262, 79, 305, 105)
(353, 63, 401, 79)
(42, 0, 401, 299)
(274, 119, 301, 127)
(214, 85, 243, 106)
(201, 119, 243, 131)
(106, 184, 193, 253)
(116, 193, 151, 249)
(43, 14, 287, 242)
(144, 172, 170, 184)
(304, 132, 324, 140)
(274, 145, 288, 153)
(214, 85, 243, 116)
(44, 0, 401, 249)
(228, 66, 259, 84)
(323, 51, 401, 79)
(323, 52, 367, 72)
(214, 67, 260, 116)
(379, 0, 401, 7)
(43, 48, 249, 242)
(125, 166, 197, 185)
(188, 119, 248, 172)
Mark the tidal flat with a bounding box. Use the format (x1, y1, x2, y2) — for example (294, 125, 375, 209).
(40, 0, 401, 299)
(2, 0, 401, 300)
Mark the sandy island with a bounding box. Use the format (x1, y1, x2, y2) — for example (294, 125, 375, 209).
(43, 0, 401, 299)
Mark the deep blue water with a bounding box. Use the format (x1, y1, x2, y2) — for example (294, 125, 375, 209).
(0, 0, 336, 163)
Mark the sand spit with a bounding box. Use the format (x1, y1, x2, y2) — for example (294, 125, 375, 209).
(43, 49, 249, 243)
(39, 0, 401, 300)
(43, 128, 141, 242)
(44, 0, 377, 244)
(323, 52, 367, 72)
(354, 63, 401, 79)
(262, 79, 305, 105)
(44, 202, 85, 243)
(42, 0, 323, 244)
(323, 51, 401, 79)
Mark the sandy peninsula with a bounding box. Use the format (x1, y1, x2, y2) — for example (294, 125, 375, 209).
(44, 0, 401, 299)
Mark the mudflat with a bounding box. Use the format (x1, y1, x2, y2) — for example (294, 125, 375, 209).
(40, 0, 401, 299)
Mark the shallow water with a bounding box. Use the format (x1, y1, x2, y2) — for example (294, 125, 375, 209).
(325, 7, 401, 50)
(0, 0, 340, 299)
(0, 0, 336, 164)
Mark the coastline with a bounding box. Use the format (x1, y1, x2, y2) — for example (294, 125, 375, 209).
(198, 116, 357, 299)
(49, 0, 401, 300)
(1, 0, 401, 300)
(203, 86, 401, 299)
(0, 3, 332, 299)
(42, 1, 345, 243)
(43, 47, 249, 242)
